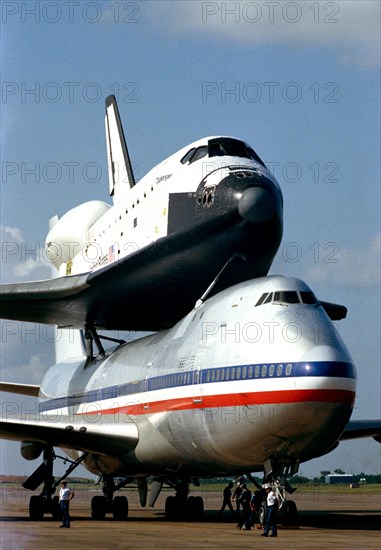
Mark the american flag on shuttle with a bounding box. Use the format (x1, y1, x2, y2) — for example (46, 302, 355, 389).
(108, 245, 115, 263)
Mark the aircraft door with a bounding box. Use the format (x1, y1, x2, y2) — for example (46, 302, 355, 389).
(193, 350, 205, 404)
(143, 361, 153, 409)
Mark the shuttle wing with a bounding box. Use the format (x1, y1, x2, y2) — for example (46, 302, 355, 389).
(0, 229, 250, 330)
(0, 234, 194, 330)
(340, 420, 381, 444)
(0, 412, 139, 457)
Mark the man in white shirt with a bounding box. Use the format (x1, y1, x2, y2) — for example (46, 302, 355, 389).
(59, 481, 75, 528)
(261, 484, 278, 537)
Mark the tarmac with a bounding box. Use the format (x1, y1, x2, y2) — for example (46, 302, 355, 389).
(0, 486, 380, 549)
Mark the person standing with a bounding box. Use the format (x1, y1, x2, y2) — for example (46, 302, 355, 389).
(232, 480, 243, 517)
(59, 481, 75, 528)
(236, 484, 252, 530)
(261, 484, 278, 537)
(250, 489, 263, 528)
(218, 482, 235, 519)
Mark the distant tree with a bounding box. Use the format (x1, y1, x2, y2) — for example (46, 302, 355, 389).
(318, 470, 331, 482)
(334, 468, 345, 475)
(288, 475, 309, 484)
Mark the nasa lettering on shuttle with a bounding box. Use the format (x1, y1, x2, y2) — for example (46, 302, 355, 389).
(0, 96, 380, 522)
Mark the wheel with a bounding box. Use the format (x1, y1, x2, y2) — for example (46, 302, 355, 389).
(194, 496, 204, 518)
(165, 496, 180, 520)
(112, 496, 129, 520)
(91, 495, 107, 520)
(284, 500, 297, 524)
(258, 500, 268, 527)
(51, 495, 61, 520)
(187, 496, 204, 520)
(29, 495, 44, 521)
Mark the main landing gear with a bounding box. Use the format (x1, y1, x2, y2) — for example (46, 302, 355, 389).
(22, 446, 132, 521)
(164, 479, 204, 521)
(23, 446, 87, 521)
(255, 476, 298, 527)
(91, 475, 131, 520)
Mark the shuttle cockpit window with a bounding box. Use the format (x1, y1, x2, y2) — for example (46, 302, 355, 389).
(180, 148, 196, 164)
(191, 146, 208, 163)
(181, 138, 266, 167)
(208, 138, 266, 167)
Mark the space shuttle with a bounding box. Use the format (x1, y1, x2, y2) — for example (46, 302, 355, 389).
(0, 96, 283, 332)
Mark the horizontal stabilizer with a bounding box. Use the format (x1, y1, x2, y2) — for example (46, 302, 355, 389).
(340, 420, 381, 443)
(0, 382, 40, 397)
(0, 412, 139, 457)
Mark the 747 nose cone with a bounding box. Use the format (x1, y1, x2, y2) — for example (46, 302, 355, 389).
(238, 186, 275, 223)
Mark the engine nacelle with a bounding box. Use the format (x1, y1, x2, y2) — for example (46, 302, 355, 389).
(20, 441, 44, 461)
(45, 201, 110, 269)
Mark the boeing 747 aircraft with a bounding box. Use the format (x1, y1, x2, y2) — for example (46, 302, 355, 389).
(0, 275, 380, 521)
(0, 99, 379, 523)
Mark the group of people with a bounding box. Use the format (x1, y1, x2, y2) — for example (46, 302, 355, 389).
(219, 480, 278, 537)
(57, 478, 278, 534)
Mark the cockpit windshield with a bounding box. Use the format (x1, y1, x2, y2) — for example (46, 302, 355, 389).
(255, 290, 318, 307)
(180, 138, 266, 167)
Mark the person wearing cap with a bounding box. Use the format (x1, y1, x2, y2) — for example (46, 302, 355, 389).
(261, 484, 278, 537)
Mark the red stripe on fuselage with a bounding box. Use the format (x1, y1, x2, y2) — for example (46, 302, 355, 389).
(76, 388, 355, 416)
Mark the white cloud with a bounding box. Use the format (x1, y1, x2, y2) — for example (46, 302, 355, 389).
(147, 0, 380, 69)
(0, 225, 51, 284)
(305, 235, 381, 286)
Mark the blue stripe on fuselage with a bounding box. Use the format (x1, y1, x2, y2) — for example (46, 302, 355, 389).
(38, 361, 356, 413)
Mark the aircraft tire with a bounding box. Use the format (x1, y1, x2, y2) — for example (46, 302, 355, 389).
(165, 496, 179, 520)
(51, 495, 61, 520)
(91, 495, 107, 520)
(187, 496, 204, 520)
(258, 500, 268, 527)
(112, 496, 129, 520)
(29, 495, 44, 521)
(284, 500, 297, 524)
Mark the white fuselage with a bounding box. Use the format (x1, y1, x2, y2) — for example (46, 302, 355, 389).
(45, 136, 280, 277)
(38, 276, 356, 478)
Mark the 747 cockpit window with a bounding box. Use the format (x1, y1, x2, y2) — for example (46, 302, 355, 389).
(274, 291, 299, 304)
(299, 291, 318, 304)
(255, 290, 319, 306)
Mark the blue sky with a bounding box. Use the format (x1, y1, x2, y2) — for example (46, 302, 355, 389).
(0, 1, 380, 478)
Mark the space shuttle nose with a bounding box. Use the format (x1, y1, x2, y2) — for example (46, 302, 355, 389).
(238, 186, 275, 223)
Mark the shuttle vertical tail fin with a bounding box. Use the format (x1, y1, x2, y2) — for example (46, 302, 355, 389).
(105, 95, 136, 201)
